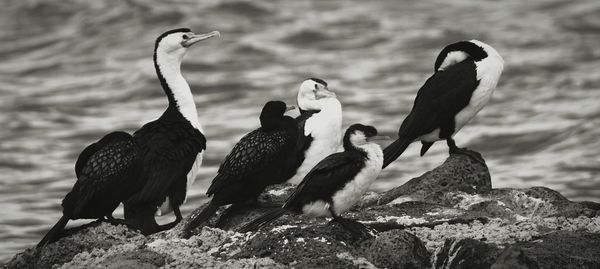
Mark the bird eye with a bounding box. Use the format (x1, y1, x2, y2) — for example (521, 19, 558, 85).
(182, 34, 189, 39)
(314, 84, 319, 90)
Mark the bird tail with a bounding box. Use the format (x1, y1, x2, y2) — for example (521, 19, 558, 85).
(183, 200, 219, 236)
(37, 215, 69, 249)
(382, 137, 412, 168)
(238, 208, 287, 233)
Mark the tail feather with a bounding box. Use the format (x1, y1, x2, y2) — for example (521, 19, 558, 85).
(239, 208, 287, 233)
(382, 138, 412, 168)
(37, 215, 69, 249)
(183, 200, 219, 236)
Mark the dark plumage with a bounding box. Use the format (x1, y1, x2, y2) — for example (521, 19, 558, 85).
(37, 132, 142, 248)
(382, 40, 504, 168)
(183, 101, 298, 235)
(240, 124, 385, 234)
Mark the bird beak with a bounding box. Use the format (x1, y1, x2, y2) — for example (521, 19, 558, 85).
(315, 87, 336, 99)
(181, 31, 220, 47)
(286, 105, 296, 112)
(366, 136, 391, 142)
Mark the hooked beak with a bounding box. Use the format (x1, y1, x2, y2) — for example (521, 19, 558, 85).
(366, 135, 391, 142)
(315, 87, 336, 99)
(286, 105, 296, 112)
(181, 31, 220, 47)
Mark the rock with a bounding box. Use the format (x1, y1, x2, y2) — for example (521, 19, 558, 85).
(6, 153, 600, 268)
(433, 238, 503, 269)
(491, 231, 600, 269)
(365, 230, 430, 269)
(358, 153, 491, 208)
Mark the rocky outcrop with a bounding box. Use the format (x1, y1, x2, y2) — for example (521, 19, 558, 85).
(6, 153, 600, 268)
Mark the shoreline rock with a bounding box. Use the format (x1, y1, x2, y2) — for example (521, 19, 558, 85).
(6, 153, 600, 269)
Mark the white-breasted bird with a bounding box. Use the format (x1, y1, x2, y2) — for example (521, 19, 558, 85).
(382, 40, 504, 168)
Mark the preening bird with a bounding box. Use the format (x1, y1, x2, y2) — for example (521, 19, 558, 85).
(288, 78, 343, 184)
(37, 132, 142, 248)
(182, 101, 297, 235)
(382, 40, 504, 168)
(239, 124, 387, 234)
(122, 28, 219, 235)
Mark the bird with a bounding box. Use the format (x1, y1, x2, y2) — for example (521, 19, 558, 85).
(36, 28, 219, 247)
(239, 124, 388, 235)
(122, 28, 219, 235)
(182, 101, 298, 236)
(37, 132, 142, 248)
(382, 40, 504, 169)
(288, 78, 343, 184)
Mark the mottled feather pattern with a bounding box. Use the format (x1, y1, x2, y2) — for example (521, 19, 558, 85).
(219, 128, 290, 176)
(126, 118, 206, 205)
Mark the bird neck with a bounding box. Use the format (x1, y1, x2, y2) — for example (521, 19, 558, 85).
(154, 52, 202, 131)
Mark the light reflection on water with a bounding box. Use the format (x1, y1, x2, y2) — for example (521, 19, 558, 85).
(1, 0, 599, 263)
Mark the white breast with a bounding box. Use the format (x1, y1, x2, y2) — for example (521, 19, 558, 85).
(288, 99, 342, 184)
(453, 57, 503, 133)
(331, 144, 383, 214)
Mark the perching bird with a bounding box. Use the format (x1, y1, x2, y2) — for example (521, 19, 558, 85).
(121, 28, 218, 235)
(37, 132, 142, 248)
(182, 101, 298, 235)
(382, 40, 504, 168)
(288, 78, 343, 184)
(239, 124, 387, 234)
(37, 29, 219, 247)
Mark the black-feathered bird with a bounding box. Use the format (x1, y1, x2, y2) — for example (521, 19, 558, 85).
(182, 101, 297, 235)
(239, 124, 387, 234)
(122, 29, 219, 235)
(37, 29, 219, 247)
(37, 132, 142, 248)
(382, 40, 504, 168)
(288, 78, 343, 184)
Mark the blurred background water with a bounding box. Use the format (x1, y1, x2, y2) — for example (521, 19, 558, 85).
(1, 0, 599, 263)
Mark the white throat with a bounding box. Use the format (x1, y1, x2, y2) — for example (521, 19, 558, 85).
(155, 51, 203, 132)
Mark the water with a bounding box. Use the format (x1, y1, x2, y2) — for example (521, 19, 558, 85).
(1, 0, 599, 263)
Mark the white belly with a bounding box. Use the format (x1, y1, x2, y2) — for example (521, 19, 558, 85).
(288, 108, 342, 184)
(157, 151, 203, 215)
(454, 83, 494, 133)
(332, 145, 383, 214)
(302, 200, 332, 217)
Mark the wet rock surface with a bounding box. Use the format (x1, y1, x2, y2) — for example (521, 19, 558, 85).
(7, 153, 600, 268)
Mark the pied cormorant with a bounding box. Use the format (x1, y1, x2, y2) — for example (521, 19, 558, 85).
(182, 101, 297, 236)
(239, 124, 387, 234)
(382, 40, 504, 168)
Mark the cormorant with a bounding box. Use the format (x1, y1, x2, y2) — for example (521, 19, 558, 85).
(239, 124, 387, 234)
(182, 101, 297, 236)
(122, 28, 219, 235)
(37, 132, 142, 248)
(288, 78, 343, 184)
(382, 40, 504, 168)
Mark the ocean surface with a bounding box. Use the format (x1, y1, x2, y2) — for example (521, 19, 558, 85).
(1, 0, 599, 263)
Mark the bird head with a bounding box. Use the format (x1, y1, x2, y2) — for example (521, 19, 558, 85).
(433, 40, 503, 72)
(297, 78, 336, 111)
(343, 124, 389, 150)
(154, 28, 220, 61)
(260, 101, 295, 130)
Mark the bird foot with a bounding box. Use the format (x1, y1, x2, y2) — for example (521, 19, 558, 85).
(449, 147, 486, 166)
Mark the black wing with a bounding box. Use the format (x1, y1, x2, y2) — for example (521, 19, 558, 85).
(65, 132, 141, 215)
(399, 60, 479, 139)
(289, 110, 317, 172)
(284, 151, 366, 210)
(127, 121, 206, 206)
(206, 128, 292, 195)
